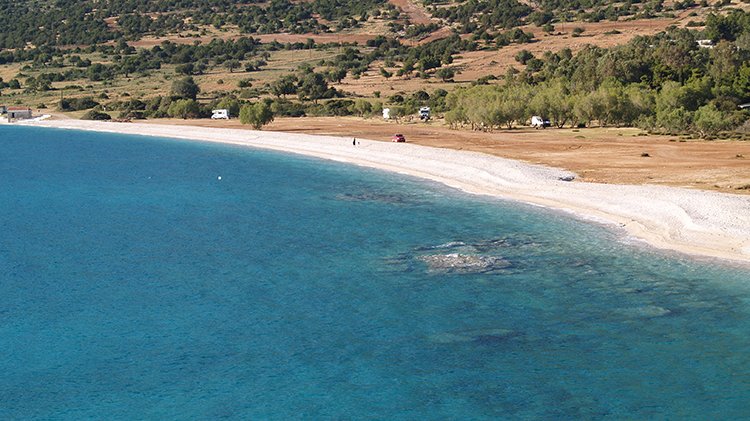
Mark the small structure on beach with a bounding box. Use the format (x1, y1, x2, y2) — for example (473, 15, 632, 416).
(0, 105, 6, 115)
(6, 106, 32, 121)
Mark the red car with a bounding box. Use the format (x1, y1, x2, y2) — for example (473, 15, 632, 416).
(391, 134, 406, 142)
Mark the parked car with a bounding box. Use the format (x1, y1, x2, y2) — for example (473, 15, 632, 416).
(391, 133, 406, 142)
(530, 116, 551, 129)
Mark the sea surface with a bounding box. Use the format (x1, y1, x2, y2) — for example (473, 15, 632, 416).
(2, 125, 750, 419)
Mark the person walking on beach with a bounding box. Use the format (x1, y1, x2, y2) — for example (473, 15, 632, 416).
(353, 138, 356, 146)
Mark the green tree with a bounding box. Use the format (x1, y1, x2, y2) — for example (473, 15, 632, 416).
(500, 84, 531, 128)
(175, 63, 195, 75)
(514, 50, 534, 65)
(216, 97, 241, 117)
(271, 75, 298, 98)
(657, 107, 693, 134)
(397, 59, 415, 77)
(733, 63, 750, 99)
(224, 59, 241, 73)
(435, 67, 456, 82)
(120, 56, 138, 78)
(171, 77, 200, 100)
(654, 28, 697, 83)
(167, 99, 200, 119)
(298, 72, 330, 103)
(240, 102, 274, 129)
(573, 92, 597, 127)
(352, 99, 373, 117)
(327, 67, 347, 83)
(529, 79, 574, 128)
(655, 81, 697, 132)
(693, 103, 733, 137)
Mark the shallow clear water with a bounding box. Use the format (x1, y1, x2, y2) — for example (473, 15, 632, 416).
(2, 126, 750, 419)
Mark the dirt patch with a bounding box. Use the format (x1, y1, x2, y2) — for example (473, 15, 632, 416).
(388, 0, 433, 25)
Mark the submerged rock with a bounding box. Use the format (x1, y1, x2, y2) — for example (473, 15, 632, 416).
(621, 305, 672, 318)
(419, 253, 511, 274)
(429, 328, 517, 344)
(335, 192, 413, 205)
(472, 238, 511, 252)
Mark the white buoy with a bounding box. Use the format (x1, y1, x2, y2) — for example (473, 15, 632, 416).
(217, 176, 222, 180)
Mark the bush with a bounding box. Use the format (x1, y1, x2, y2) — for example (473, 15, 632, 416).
(322, 99, 355, 116)
(167, 99, 200, 119)
(118, 110, 145, 119)
(270, 99, 306, 117)
(514, 50, 534, 65)
(59, 97, 99, 111)
(81, 110, 111, 120)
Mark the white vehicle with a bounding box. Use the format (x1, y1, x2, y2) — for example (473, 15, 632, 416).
(530, 115, 550, 129)
(419, 106, 430, 121)
(211, 109, 230, 119)
(382, 108, 391, 120)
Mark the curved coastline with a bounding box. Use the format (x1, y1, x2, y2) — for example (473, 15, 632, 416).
(20, 119, 750, 264)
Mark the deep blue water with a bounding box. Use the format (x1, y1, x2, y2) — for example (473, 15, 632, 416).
(2, 126, 750, 419)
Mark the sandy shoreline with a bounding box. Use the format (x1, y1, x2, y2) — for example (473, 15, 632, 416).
(16, 119, 750, 264)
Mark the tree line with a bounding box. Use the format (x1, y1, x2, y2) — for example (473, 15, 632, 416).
(438, 12, 750, 136)
(0, 0, 393, 49)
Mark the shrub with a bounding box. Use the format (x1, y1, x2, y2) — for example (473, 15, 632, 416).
(81, 110, 111, 120)
(167, 99, 200, 119)
(514, 50, 534, 65)
(59, 97, 99, 111)
(270, 99, 306, 117)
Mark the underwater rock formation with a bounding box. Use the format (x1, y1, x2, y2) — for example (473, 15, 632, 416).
(419, 253, 511, 274)
(428, 328, 518, 344)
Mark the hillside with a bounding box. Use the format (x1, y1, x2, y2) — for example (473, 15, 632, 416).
(0, 0, 748, 140)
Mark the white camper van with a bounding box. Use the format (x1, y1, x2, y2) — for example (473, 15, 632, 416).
(419, 107, 430, 121)
(211, 109, 230, 119)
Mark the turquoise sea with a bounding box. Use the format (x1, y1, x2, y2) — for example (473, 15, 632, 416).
(2, 126, 750, 419)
